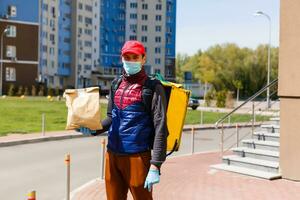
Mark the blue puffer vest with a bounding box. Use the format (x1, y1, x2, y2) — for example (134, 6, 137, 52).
(107, 71, 155, 154)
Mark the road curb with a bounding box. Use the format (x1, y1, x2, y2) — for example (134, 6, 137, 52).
(0, 123, 262, 147)
(0, 134, 87, 147)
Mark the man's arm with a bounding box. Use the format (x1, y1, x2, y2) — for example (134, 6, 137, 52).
(94, 90, 113, 135)
(150, 84, 168, 168)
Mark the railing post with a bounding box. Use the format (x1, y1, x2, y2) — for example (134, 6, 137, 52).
(65, 154, 71, 200)
(252, 101, 255, 138)
(191, 126, 195, 154)
(236, 123, 239, 147)
(200, 110, 203, 125)
(41, 113, 45, 136)
(100, 139, 106, 180)
(220, 123, 224, 157)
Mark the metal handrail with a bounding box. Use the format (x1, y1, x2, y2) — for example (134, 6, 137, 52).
(215, 78, 278, 127)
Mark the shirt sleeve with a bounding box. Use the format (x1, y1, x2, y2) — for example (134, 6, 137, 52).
(94, 88, 113, 135)
(150, 83, 168, 167)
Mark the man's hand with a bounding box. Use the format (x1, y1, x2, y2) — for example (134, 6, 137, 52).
(144, 167, 160, 192)
(76, 127, 97, 135)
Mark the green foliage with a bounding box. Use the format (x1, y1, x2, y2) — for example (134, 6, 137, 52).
(216, 90, 227, 108)
(8, 84, 15, 96)
(31, 85, 37, 96)
(47, 87, 54, 96)
(176, 43, 279, 99)
(16, 86, 23, 96)
(38, 86, 45, 96)
(55, 87, 60, 96)
(204, 89, 215, 106)
(24, 87, 30, 96)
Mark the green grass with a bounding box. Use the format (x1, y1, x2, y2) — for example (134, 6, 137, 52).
(185, 109, 269, 125)
(0, 97, 269, 136)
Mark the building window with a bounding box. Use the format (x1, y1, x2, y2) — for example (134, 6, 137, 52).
(167, 27, 172, 33)
(155, 37, 161, 43)
(6, 25, 16, 37)
(155, 59, 161, 64)
(156, 15, 162, 21)
(156, 4, 162, 10)
(129, 35, 137, 40)
(85, 53, 92, 59)
(78, 15, 83, 22)
(43, 3, 48, 11)
(119, 13, 125, 20)
(167, 4, 172, 12)
(130, 24, 137, 32)
(167, 16, 172, 23)
(155, 26, 161, 32)
(49, 76, 54, 85)
(141, 14, 148, 21)
(130, 3, 137, 8)
(85, 41, 92, 47)
(142, 4, 148, 9)
(49, 47, 55, 55)
(5, 67, 16, 81)
(84, 29, 92, 35)
(50, 34, 55, 42)
(85, 5, 93, 11)
(42, 45, 47, 52)
(79, 3, 83, 9)
(60, 77, 64, 86)
(130, 13, 137, 19)
(155, 47, 161, 54)
(141, 36, 147, 43)
(141, 25, 147, 31)
(85, 17, 92, 25)
(6, 46, 16, 58)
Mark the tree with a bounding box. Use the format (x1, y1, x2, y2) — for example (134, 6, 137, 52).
(232, 80, 243, 102)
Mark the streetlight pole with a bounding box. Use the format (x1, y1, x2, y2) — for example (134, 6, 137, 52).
(0, 28, 9, 96)
(254, 11, 271, 109)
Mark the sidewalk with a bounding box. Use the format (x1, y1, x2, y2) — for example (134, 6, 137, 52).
(72, 152, 300, 200)
(0, 122, 262, 147)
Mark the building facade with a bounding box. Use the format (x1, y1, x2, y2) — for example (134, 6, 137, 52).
(0, 0, 39, 95)
(0, 0, 176, 95)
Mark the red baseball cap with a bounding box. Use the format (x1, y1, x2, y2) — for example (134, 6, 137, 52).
(121, 40, 145, 56)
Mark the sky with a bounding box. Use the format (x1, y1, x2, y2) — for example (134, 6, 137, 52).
(176, 0, 280, 55)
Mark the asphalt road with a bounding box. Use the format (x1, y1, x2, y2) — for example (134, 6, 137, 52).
(0, 127, 252, 200)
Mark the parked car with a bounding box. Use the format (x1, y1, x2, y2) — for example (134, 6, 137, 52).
(188, 98, 200, 110)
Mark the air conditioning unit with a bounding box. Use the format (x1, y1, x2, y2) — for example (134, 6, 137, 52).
(8, 5, 17, 17)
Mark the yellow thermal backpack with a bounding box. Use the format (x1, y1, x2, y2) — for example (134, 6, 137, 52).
(151, 74, 191, 155)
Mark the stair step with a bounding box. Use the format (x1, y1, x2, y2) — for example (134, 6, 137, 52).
(222, 155, 279, 173)
(242, 139, 279, 151)
(211, 164, 281, 180)
(261, 124, 280, 133)
(232, 147, 279, 161)
(253, 132, 280, 142)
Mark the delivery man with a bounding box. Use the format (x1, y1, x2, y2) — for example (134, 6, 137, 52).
(78, 40, 168, 200)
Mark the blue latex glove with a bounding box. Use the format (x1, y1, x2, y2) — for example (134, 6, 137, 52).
(76, 127, 97, 135)
(144, 169, 160, 192)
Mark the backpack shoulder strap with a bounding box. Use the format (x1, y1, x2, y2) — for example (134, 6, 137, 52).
(142, 76, 162, 113)
(111, 76, 123, 103)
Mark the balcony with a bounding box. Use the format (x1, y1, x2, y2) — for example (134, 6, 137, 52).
(57, 67, 71, 76)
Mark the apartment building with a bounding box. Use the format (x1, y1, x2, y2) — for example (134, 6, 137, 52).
(0, 0, 176, 94)
(0, 0, 39, 95)
(93, 0, 176, 94)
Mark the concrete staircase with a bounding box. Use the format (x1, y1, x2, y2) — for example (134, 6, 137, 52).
(211, 117, 281, 180)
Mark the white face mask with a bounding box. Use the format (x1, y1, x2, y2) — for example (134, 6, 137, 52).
(122, 59, 142, 75)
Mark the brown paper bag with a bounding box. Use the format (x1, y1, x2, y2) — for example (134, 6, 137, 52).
(63, 87, 103, 130)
